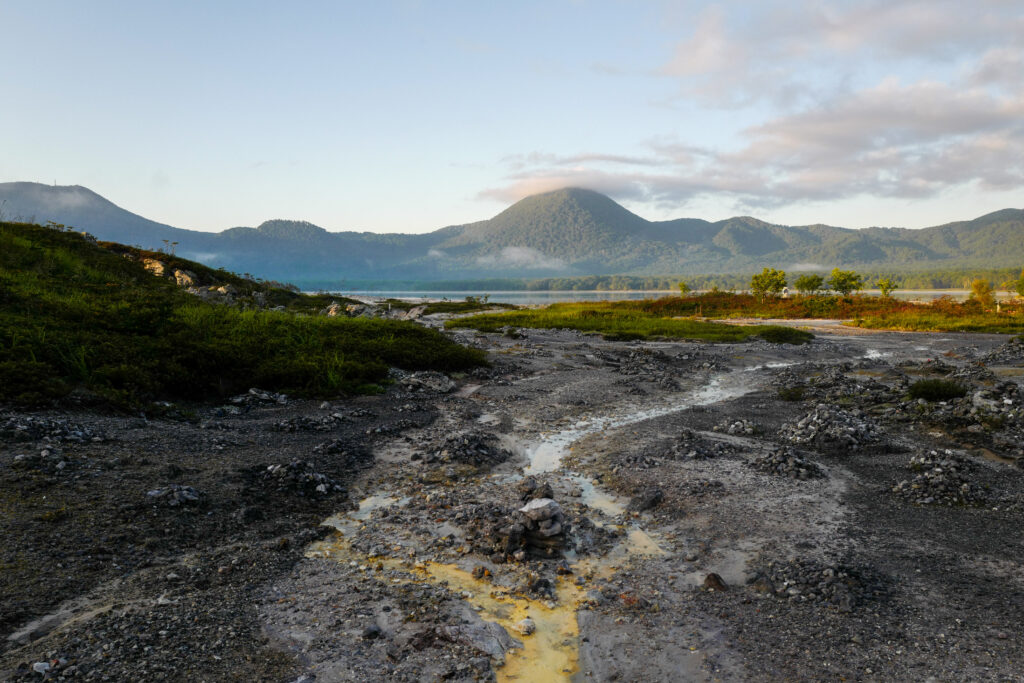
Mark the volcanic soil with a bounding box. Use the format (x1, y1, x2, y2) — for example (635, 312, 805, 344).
(3, 320, 1024, 681)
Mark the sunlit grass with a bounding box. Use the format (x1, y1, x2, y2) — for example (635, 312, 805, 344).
(446, 301, 813, 344)
(0, 221, 485, 406)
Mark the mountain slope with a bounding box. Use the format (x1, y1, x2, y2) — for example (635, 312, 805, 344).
(1, 182, 1022, 284)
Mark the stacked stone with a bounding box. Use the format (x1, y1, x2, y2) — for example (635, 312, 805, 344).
(750, 446, 823, 480)
(261, 461, 345, 497)
(780, 404, 880, 451)
(713, 419, 759, 436)
(669, 429, 736, 460)
(517, 498, 568, 558)
(891, 450, 985, 506)
(421, 432, 511, 467)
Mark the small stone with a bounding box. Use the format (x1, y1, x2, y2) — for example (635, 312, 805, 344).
(362, 624, 383, 640)
(703, 573, 729, 592)
(512, 618, 536, 636)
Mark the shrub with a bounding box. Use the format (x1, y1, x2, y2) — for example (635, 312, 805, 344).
(907, 379, 967, 402)
(756, 326, 813, 345)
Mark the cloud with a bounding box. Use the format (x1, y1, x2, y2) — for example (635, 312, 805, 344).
(481, 77, 1024, 210)
(475, 246, 566, 270)
(656, 1, 1024, 106)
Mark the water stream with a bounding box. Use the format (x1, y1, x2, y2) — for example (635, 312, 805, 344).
(308, 362, 789, 680)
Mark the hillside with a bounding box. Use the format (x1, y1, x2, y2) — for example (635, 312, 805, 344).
(2, 182, 1022, 285)
(0, 220, 483, 406)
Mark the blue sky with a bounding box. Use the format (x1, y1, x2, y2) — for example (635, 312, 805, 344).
(2, 1, 1022, 233)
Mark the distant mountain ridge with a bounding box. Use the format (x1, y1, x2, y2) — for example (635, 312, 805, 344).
(1, 182, 1022, 285)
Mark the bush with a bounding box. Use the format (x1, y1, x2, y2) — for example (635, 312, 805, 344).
(756, 326, 813, 345)
(907, 379, 967, 401)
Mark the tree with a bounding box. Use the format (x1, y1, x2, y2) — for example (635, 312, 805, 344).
(969, 278, 995, 307)
(750, 268, 787, 299)
(876, 277, 897, 298)
(678, 281, 691, 296)
(793, 274, 824, 295)
(1016, 269, 1024, 298)
(828, 268, 865, 297)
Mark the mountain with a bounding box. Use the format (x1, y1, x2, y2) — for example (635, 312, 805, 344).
(1, 182, 1022, 285)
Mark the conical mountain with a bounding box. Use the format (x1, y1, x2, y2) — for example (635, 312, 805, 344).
(442, 188, 650, 260)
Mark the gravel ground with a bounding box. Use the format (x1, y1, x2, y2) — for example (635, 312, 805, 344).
(3, 321, 1024, 681)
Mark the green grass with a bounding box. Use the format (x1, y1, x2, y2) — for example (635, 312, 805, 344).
(445, 301, 813, 344)
(907, 379, 968, 401)
(624, 291, 1024, 335)
(0, 222, 485, 406)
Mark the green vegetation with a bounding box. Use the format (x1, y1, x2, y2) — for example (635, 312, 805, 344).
(875, 277, 897, 298)
(750, 268, 787, 298)
(678, 281, 690, 295)
(380, 295, 515, 316)
(969, 278, 995, 307)
(828, 268, 865, 296)
(0, 222, 485, 407)
(445, 301, 812, 344)
(793, 274, 824, 295)
(907, 379, 967, 402)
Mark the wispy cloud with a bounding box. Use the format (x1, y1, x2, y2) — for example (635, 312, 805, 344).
(476, 246, 566, 270)
(482, 1, 1024, 213)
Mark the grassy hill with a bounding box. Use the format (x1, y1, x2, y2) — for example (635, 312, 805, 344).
(0, 221, 485, 407)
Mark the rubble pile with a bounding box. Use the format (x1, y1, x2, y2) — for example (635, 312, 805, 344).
(146, 484, 202, 507)
(780, 404, 880, 451)
(0, 415, 105, 443)
(891, 450, 986, 506)
(713, 418, 759, 436)
(749, 446, 823, 480)
(229, 388, 288, 407)
(399, 371, 456, 394)
(981, 336, 1024, 365)
(668, 429, 737, 460)
(261, 461, 346, 497)
(273, 413, 347, 432)
(749, 557, 888, 612)
(418, 432, 511, 468)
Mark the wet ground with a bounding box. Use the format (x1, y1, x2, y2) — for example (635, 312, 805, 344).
(3, 323, 1024, 681)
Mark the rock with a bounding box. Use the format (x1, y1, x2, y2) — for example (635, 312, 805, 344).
(261, 461, 346, 497)
(519, 498, 561, 522)
(173, 268, 196, 286)
(362, 624, 383, 639)
(703, 573, 729, 591)
(780, 404, 880, 451)
(750, 446, 824, 480)
(32, 661, 51, 674)
(627, 487, 664, 512)
(512, 617, 537, 636)
(142, 258, 165, 276)
(146, 484, 202, 507)
(401, 371, 456, 394)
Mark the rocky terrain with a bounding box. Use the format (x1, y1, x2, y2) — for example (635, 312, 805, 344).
(3, 319, 1024, 681)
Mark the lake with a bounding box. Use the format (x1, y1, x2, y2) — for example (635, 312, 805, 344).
(327, 289, 1007, 305)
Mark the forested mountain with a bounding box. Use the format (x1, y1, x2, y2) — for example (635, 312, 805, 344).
(1, 182, 1021, 286)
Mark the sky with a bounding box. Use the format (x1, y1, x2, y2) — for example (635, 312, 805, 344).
(2, 0, 1022, 233)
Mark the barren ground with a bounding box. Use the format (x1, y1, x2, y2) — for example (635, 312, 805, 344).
(3, 320, 1024, 681)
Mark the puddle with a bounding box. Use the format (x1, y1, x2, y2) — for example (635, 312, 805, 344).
(565, 474, 625, 519)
